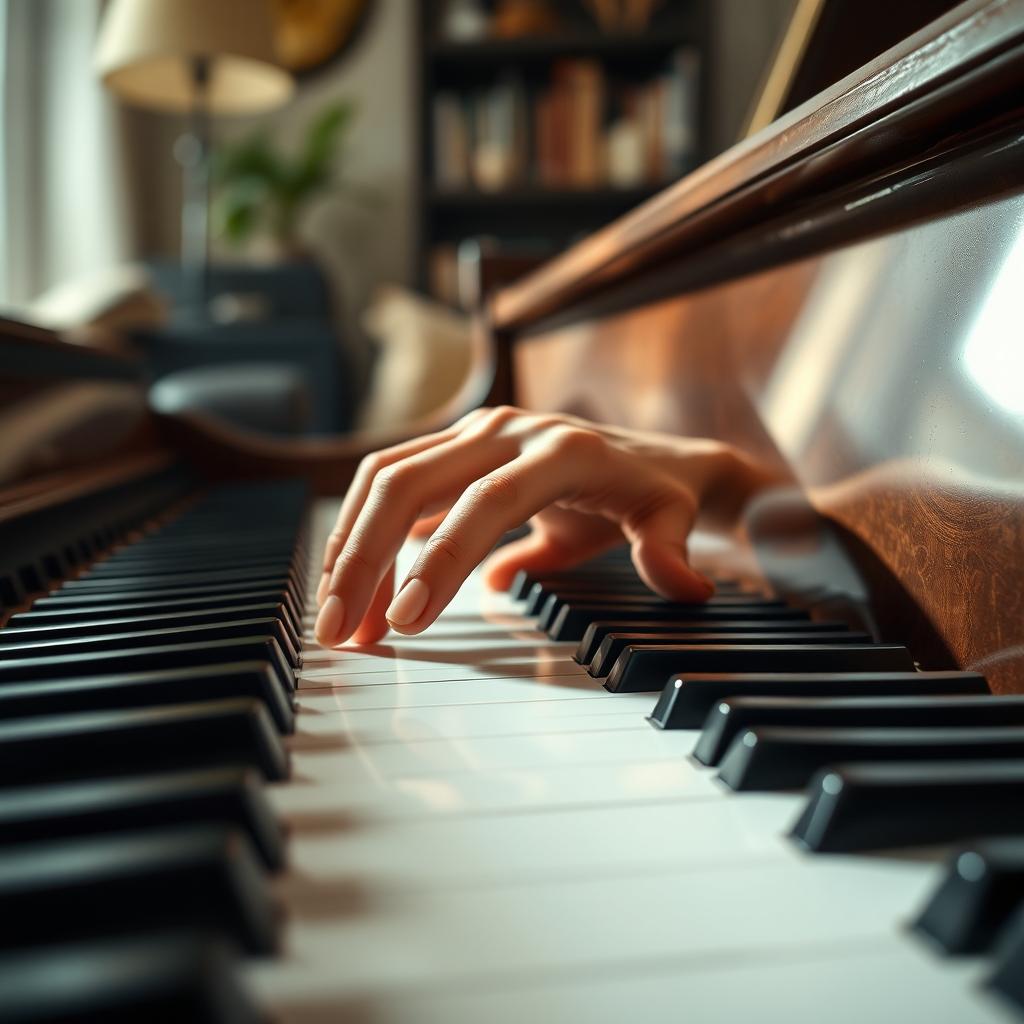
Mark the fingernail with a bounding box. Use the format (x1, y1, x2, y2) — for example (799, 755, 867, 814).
(316, 572, 330, 606)
(386, 578, 430, 626)
(315, 594, 345, 646)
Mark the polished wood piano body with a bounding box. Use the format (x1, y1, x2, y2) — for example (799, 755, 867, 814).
(150, 0, 1024, 694)
(1, 1, 1023, 1019)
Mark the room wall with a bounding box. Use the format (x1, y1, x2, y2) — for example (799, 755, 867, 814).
(131, 0, 415, 313)
(125, 0, 790, 314)
(219, 0, 417, 307)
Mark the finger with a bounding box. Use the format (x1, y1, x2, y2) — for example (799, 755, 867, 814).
(621, 489, 715, 601)
(386, 446, 591, 634)
(317, 426, 465, 605)
(316, 433, 518, 646)
(481, 530, 605, 591)
(349, 563, 395, 645)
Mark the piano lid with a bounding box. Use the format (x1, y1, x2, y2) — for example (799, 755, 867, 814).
(491, 0, 1024, 334)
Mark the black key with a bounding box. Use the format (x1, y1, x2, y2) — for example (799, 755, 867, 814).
(13, 587, 302, 635)
(521, 582, 750, 615)
(589, 631, 867, 677)
(791, 761, 1024, 853)
(649, 672, 989, 729)
(914, 839, 1024, 953)
(576, 619, 850, 664)
(720, 725, 1024, 792)
(30, 575, 300, 609)
(539, 593, 786, 631)
(0, 637, 295, 695)
(0, 699, 289, 785)
(548, 602, 809, 641)
(61, 564, 299, 592)
(0, 616, 301, 671)
(0, 661, 294, 733)
(607, 643, 915, 693)
(988, 905, 1024, 1015)
(695, 694, 1024, 766)
(0, 933, 263, 1024)
(0, 768, 285, 870)
(82, 552, 296, 577)
(0, 601, 298, 648)
(0, 826, 278, 954)
(105, 539, 298, 561)
(524, 581, 749, 610)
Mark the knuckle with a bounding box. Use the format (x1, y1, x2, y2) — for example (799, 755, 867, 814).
(372, 464, 412, 500)
(483, 405, 520, 430)
(471, 472, 519, 508)
(353, 453, 385, 490)
(335, 547, 375, 577)
(425, 533, 464, 567)
(548, 425, 605, 458)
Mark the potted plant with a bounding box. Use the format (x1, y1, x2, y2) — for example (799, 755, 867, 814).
(213, 100, 362, 260)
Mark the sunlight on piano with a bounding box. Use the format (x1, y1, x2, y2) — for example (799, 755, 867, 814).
(963, 219, 1024, 419)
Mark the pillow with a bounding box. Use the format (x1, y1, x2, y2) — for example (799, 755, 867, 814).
(358, 285, 473, 431)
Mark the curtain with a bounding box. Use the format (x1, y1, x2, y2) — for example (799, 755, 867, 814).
(0, 0, 131, 310)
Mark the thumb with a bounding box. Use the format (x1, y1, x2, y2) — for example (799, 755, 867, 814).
(623, 490, 715, 602)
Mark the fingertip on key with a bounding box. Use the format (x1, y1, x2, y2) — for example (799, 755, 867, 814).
(315, 594, 346, 647)
(386, 578, 430, 629)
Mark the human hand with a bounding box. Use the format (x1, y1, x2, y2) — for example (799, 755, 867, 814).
(314, 406, 773, 647)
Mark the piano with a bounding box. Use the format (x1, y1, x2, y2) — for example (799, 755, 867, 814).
(1, 0, 1023, 1019)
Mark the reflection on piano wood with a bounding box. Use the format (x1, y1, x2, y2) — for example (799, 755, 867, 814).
(1, 0, 1023, 1020)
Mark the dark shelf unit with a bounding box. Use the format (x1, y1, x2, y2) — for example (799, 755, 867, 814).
(414, 0, 712, 300)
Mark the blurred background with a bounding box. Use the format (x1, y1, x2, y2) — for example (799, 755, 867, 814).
(0, 0, 846, 441)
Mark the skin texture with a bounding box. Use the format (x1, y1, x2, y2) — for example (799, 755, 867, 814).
(315, 406, 775, 647)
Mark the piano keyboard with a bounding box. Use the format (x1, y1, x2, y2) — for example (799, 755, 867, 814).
(1, 485, 1023, 1022)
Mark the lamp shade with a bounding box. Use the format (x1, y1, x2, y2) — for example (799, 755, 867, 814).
(95, 0, 294, 115)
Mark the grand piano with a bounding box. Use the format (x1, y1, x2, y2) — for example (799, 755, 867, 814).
(1, 0, 1023, 1020)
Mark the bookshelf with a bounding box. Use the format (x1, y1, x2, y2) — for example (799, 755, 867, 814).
(415, 0, 713, 305)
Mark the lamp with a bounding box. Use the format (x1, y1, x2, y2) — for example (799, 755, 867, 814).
(95, 0, 294, 316)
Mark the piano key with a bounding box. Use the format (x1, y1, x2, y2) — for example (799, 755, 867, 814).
(649, 671, 990, 729)
(90, 534, 299, 558)
(575, 618, 851, 664)
(0, 616, 302, 670)
(510, 567, 648, 600)
(0, 698, 289, 785)
(79, 556, 302, 585)
(0, 661, 294, 733)
(0, 767, 285, 870)
(0, 933, 263, 1024)
(538, 592, 787, 630)
(695, 694, 1024, 765)
(548, 602, 810, 641)
(84, 543, 299, 570)
(11, 587, 303, 634)
(790, 761, 1024, 853)
(0, 826, 278, 954)
(606, 643, 915, 693)
(988, 904, 1024, 1016)
(719, 725, 1024, 791)
(521, 581, 749, 615)
(61, 563, 301, 592)
(0, 637, 296, 695)
(588, 630, 868, 677)
(914, 839, 1024, 954)
(0, 601, 299, 647)
(29, 574, 301, 609)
